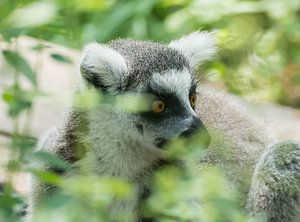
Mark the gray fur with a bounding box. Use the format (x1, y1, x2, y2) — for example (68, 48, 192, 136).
(29, 32, 300, 222)
(109, 39, 190, 86)
(80, 39, 190, 93)
(246, 141, 300, 221)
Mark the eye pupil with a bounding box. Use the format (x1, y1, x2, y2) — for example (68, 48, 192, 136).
(152, 100, 165, 113)
(190, 94, 196, 108)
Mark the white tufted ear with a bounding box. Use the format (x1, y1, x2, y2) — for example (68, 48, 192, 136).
(169, 31, 217, 70)
(80, 43, 128, 92)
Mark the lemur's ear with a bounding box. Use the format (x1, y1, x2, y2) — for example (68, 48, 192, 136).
(80, 43, 128, 92)
(169, 31, 217, 70)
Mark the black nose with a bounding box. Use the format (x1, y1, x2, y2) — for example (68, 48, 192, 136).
(180, 116, 211, 148)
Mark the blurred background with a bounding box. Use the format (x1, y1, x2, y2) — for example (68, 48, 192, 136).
(0, 0, 300, 221)
(2, 0, 300, 104)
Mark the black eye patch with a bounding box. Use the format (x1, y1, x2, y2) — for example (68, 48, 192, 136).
(137, 88, 187, 123)
(189, 83, 197, 96)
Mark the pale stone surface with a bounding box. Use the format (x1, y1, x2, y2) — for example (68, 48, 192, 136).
(0, 36, 300, 194)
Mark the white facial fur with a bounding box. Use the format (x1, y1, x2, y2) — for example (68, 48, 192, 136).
(150, 68, 194, 112)
(169, 31, 217, 70)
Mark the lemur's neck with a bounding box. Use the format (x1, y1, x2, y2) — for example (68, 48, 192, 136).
(77, 109, 161, 180)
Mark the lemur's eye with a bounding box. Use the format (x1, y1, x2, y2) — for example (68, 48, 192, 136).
(152, 100, 165, 113)
(190, 94, 197, 108)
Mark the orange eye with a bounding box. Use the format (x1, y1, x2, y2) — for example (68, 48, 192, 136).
(190, 94, 197, 108)
(152, 100, 165, 113)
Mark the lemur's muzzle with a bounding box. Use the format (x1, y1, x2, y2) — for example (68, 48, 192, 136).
(180, 116, 211, 148)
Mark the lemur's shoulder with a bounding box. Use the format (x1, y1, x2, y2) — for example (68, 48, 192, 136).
(37, 110, 87, 165)
(197, 85, 275, 156)
(196, 85, 276, 198)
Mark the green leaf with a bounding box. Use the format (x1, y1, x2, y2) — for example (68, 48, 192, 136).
(2, 88, 33, 117)
(11, 135, 37, 152)
(6, 160, 21, 172)
(2, 91, 14, 102)
(28, 168, 61, 185)
(2, 50, 37, 86)
(31, 43, 50, 51)
(0, 27, 26, 41)
(30, 151, 70, 170)
(50, 53, 72, 63)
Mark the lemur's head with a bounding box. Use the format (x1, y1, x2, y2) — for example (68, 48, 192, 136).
(80, 32, 216, 151)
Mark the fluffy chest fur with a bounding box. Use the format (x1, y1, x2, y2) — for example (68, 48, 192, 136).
(77, 108, 161, 180)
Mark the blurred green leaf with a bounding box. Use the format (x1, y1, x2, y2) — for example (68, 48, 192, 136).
(73, 0, 114, 12)
(10, 135, 37, 155)
(2, 50, 37, 86)
(30, 151, 70, 170)
(50, 53, 73, 63)
(62, 176, 132, 199)
(0, 187, 25, 222)
(28, 168, 61, 185)
(6, 160, 21, 172)
(74, 88, 101, 110)
(2, 88, 33, 117)
(31, 43, 51, 51)
(0, 27, 27, 41)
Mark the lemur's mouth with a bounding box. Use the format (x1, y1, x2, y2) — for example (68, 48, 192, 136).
(154, 138, 168, 149)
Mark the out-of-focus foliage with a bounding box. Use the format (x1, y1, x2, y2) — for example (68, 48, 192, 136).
(0, 0, 300, 221)
(1, 0, 300, 105)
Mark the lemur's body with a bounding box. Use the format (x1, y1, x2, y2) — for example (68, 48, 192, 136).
(30, 32, 300, 222)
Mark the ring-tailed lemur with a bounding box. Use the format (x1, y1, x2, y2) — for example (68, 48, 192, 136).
(29, 32, 300, 222)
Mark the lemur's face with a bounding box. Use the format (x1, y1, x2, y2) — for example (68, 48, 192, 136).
(80, 32, 216, 150)
(136, 69, 206, 149)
